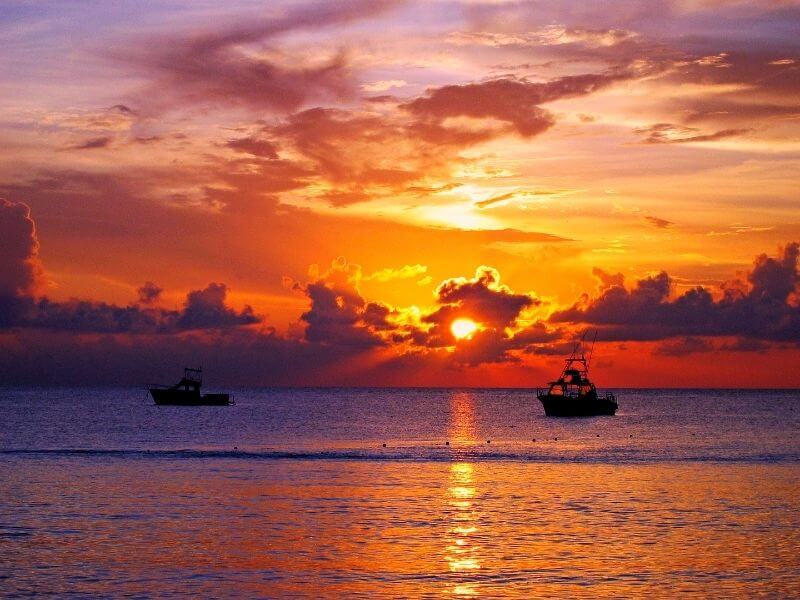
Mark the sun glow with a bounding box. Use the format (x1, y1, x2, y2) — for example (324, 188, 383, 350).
(451, 318, 478, 340)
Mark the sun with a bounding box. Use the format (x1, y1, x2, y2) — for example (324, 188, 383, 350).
(451, 318, 479, 340)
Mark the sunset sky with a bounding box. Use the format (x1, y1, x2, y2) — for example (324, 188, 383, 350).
(1, 0, 799, 386)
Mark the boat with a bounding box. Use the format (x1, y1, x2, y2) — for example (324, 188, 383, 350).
(149, 367, 233, 406)
(537, 333, 617, 417)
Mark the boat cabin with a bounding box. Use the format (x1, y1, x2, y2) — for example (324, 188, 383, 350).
(547, 361, 597, 399)
(170, 367, 203, 394)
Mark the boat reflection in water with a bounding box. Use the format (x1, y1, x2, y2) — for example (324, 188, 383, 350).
(445, 392, 483, 596)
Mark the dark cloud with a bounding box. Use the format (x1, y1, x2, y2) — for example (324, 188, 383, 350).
(271, 107, 429, 190)
(644, 216, 674, 229)
(592, 267, 625, 292)
(11, 297, 166, 334)
(719, 337, 771, 353)
(68, 136, 112, 150)
(109, 104, 136, 115)
(405, 182, 462, 196)
(0, 246, 565, 382)
(0, 164, 567, 305)
(264, 106, 477, 204)
(263, 98, 601, 213)
(675, 51, 800, 98)
(475, 192, 517, 209)
(653, 336, 714, 356)
(2, 283, 260, 334)
(296, 261, 565, 366)
(638, 50, 800, 130)
(244, 68, 647, 207)
(225, 68, 645, 202)
(301, 282, 388, 347)
(404, 72, 634, 137)
(0, 199, 43, 297)
(552, 242, 800, 342)
(137, 281, 162, 304)
(456, 3, 800, 134)
(635, 123, 750, 144)
(226, 136, 280, 159)
(5, 194, 796, 383)
(407, 266, 557, 364)
(176, 283, 260, 330)
(133, 136, 162, 145)
(0, 202, 260, 333)
(0, 328, 375, 387)
(300, 258, 389, 348)
(120, 0, 402, 113)
(433, 266, 536, 330)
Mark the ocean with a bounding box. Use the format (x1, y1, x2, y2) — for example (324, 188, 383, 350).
(1, 388, 799, 597)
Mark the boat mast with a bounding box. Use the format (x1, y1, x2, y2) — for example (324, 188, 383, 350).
(561, 330, 591, 379)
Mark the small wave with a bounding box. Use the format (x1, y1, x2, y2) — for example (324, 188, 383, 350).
(1, 447, 798, 464)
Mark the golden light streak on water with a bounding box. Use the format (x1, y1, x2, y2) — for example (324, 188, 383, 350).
(445, 393, 483, 595)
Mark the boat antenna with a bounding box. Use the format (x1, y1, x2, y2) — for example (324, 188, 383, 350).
(586, 330, 598, 372)
(568, 335, 582, 362)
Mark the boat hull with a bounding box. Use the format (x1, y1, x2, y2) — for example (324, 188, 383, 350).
(150, 389, 231, 406)
(538, 393, 617, 417)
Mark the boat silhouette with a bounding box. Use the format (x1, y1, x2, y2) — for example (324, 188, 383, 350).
(149, 367, 233, 406)
(537, 332, 617, 417)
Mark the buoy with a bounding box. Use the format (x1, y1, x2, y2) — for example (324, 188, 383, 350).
(445, 441, 450, 446)
(554, 437, 558, 441)
(382, 443, 386, 447)
(487, 440, 491, 444)
(532, 438, 536, 442)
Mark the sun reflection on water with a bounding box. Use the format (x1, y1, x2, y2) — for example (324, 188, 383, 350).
(445, 392, 482, 596)
(446, 463, 481, 573)
(448, 391, 477, 446)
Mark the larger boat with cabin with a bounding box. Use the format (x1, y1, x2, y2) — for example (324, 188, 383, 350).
(149, 367, 233, 406)
(537, 334, 617, 417)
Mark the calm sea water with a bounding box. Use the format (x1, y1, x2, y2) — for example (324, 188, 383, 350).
(1, 388, 799, 597)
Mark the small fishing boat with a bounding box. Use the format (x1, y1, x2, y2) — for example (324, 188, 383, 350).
(149, 367, 233, 406)
(537, 333, 617, 417)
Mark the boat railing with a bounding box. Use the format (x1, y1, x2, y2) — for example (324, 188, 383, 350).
(538, 387, 617, 402)
(537, 387, 579, 399)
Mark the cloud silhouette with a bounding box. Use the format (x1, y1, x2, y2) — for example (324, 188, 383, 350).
(404, 266, 555, 363)
(68, 136, 112, 150)
(176, 283, 260, 330)
(551, 242, 800, 341)
(405, 72, 635, 137)
(137, 281, 163, 304)
(226, 137, 280, 159)
(4, 285, 260, 334)
(300, 257, 390, 347)
(0, 202, 260, 333)
(0, 199, 43, 298)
